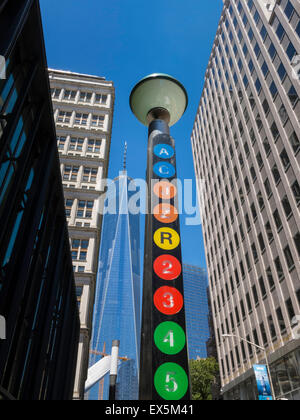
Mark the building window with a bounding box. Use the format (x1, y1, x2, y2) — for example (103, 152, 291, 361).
(51, 88, 61, 99)
(265, 221, 273, 242)
(76, 286, 83, 307)
(272, 164, 281, 184)
(269, 81, 278, 99)
(289, 131, 299, 154)
(75, 113, 89, 126)
(294, 233, 300, 258)
(276, 307, 286, 333)
(65, 199, 73, 217)
(246, 293, 252, 313)
(57, 110, 72, 124)
(276, 23, 285, 41)
(246, 334, 253, 357)
(258, 233, 265, 252)
(273, 209, 282, 230)
(263, 137, 271, 155)
(87, 139, 102, 153)
(252, 284, 259, 306)
(69, 137, 84, 151)
(291, 181, 300, 204)
(268, 43, 277, 60)
(264, 178, 272, 197)
(251, 203, 257, 220)
(282, 195, 292, 218)
(95, 94, 108, 104)
(286, 41, 297, 61)
(79, 91, 92, 103)
(285, 298, 295, 323)
(260, 322, 268, 345)
(251, 242, 258, 261)
(63, 165, 79, 182)
(63, 90, 77, 101)
(250, 166, 257, 182)
(57, 136, 66, 150)
(280, 148, 290, 170)
(71, 239, 89, 261)
(253, 329, 259, 347)
(245, 176, 250, 193)
(76, 200, 94, 219)
(288, 86, 298, 107)
(261, 61, 269, 77)
(240, 300, 246, 319)
(268, 315, 277, 340)
(82, 167, 98, 183)
(274, 256, 284, 280)
(266, 267, 275, 290)
(257, 191, 264, 210)
(284, 1, 294, 20)
(270, 122, 279, 140)
(277, 63, 287, 82)
(284, 245, 295, 270)
(256, 152, 263, 169)
(259, 276, 266, 298)
(91, 114, 105, 128)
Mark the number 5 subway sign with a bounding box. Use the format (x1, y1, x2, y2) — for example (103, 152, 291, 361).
(140, 126, 191, 400)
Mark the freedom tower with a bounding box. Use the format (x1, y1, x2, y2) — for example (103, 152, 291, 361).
(87, 150, 141, 400)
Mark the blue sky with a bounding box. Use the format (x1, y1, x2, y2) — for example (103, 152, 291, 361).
(40, 0, 223, 268)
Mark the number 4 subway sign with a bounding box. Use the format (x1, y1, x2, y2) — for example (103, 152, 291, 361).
(140, 128, 191, 400)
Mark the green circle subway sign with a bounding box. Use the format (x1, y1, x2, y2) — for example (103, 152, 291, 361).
(154, 322, 186, 355)
(154, 362, 189, 400)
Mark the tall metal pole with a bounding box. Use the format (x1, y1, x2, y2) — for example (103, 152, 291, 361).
(109, 340, 120, 400)
(139, 110, 190, 400)
(263, 349, 276, 401)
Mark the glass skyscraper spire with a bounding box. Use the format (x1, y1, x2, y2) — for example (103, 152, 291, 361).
(87, 169, 141, 400)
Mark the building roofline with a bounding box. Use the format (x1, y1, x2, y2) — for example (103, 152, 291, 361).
(48, 68, 113, 84)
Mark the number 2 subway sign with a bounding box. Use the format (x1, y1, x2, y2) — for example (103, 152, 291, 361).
(141, 131, 190, 400)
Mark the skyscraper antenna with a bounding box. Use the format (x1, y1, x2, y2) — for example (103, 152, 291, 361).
(123, 142, 127, 171)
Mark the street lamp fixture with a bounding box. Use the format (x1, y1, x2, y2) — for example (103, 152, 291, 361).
(130, 73, 188, 127)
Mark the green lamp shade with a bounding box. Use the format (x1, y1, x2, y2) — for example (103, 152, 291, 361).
(130, 73, 188, 126)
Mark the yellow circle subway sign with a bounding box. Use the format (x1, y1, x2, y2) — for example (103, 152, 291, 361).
(153, 228, 180, 250)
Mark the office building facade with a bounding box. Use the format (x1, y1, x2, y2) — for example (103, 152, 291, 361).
(0, 0, 79, 400)
(183, 264, 210, 360)
(49, 69, 115, 399)
(88, 171, 141, 400)
(191, 0, 300, 400)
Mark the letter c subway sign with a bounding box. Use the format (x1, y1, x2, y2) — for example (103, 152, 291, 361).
(150, 135, 190, 400)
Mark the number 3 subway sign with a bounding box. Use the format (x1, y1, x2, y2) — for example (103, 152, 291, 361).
(149, 134, 190, 400)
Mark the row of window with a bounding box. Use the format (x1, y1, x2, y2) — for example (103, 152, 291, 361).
(57, 136, 102, 154)
(62, 165, 98, 183)
(56, 110, 105, 128)
(51, 87, 108, 105)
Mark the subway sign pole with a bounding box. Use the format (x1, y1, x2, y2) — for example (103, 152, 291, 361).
(130, 74, 190, 400)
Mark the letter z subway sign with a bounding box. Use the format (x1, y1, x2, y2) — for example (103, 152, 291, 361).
(151, 134, 190, 400)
